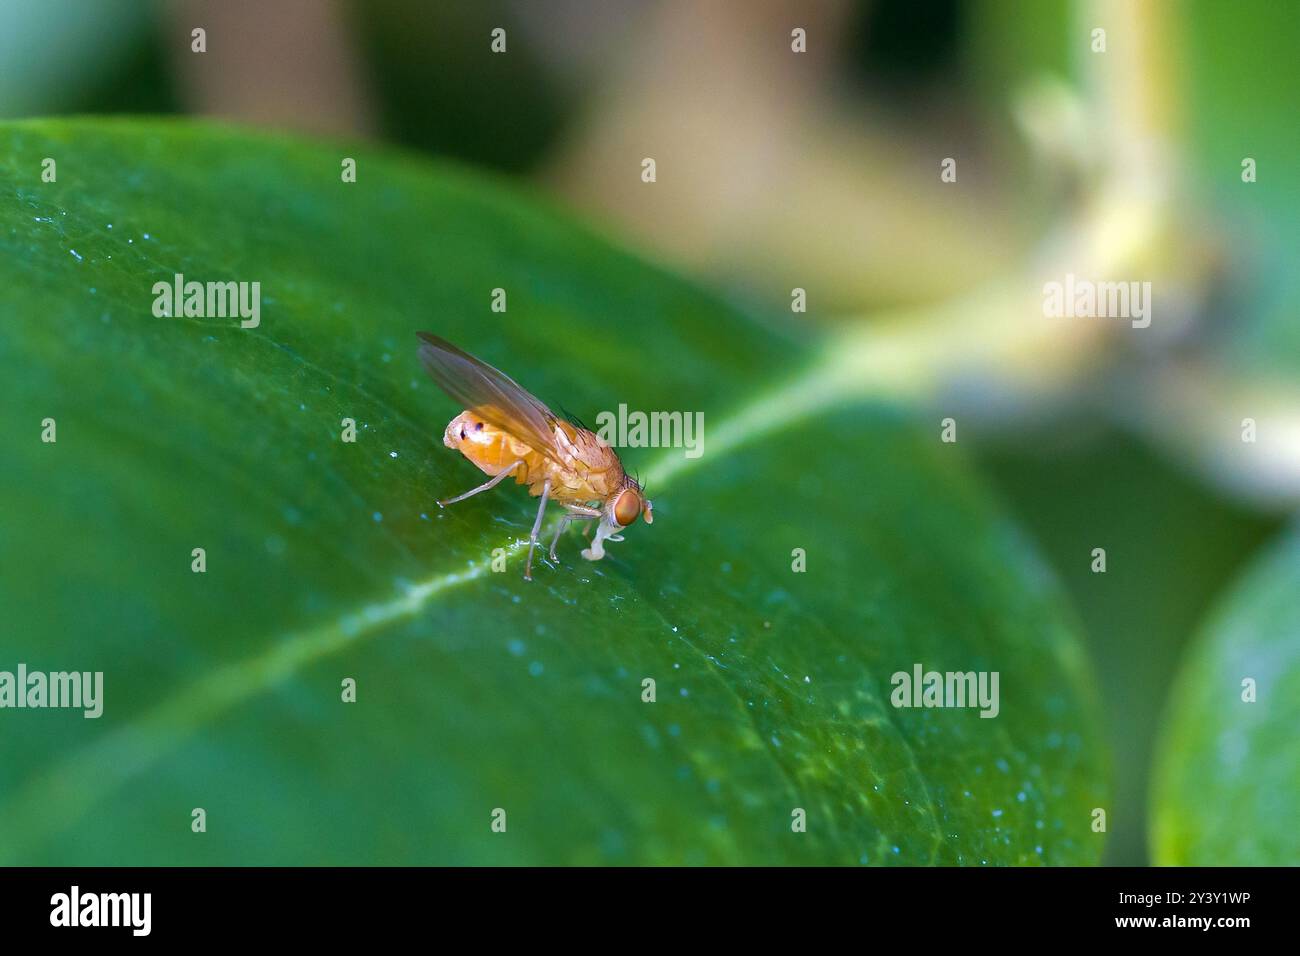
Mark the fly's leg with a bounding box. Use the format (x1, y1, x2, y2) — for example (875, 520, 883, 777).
(524, 478, 552, 581)
(549, 506, 601, 561)
(547, 516, 575, 562)
(437, 460, 522, 508)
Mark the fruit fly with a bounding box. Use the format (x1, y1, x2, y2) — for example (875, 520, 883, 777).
(416, 332, 653, 580)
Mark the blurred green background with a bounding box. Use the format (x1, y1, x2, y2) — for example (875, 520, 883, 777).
(2, 0, 1296, 865)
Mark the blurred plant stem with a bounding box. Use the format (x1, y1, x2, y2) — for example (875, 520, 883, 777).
(651, 0, 1300, 512)
(654, 2, 1165, 474)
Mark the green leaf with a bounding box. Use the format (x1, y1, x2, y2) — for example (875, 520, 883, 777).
(0, 118, 1106, 864)
(1151, 529, 1300, 865)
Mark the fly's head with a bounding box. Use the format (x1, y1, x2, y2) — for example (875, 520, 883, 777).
(582, 480, 652, 561)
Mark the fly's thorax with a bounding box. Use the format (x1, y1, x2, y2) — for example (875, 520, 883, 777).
(549, 464, 627, 506)
(565, 428, 625, 489)
(533, 459, 602, 503)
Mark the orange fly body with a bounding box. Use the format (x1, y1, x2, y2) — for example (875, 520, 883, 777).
(416, 332, 653, 580)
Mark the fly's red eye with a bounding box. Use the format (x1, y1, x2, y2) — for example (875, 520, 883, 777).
(613, 490, 640, 527)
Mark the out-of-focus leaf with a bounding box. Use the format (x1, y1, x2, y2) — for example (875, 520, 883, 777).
(1151, 530, 1300, 865)
(976, 427, 1279, 864)
(0, 118, 1105, 864)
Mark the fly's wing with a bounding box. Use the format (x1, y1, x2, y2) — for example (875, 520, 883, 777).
(416, 332, 566, 463)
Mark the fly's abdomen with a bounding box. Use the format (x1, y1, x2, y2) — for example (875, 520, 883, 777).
(444, 411, 539, 484)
